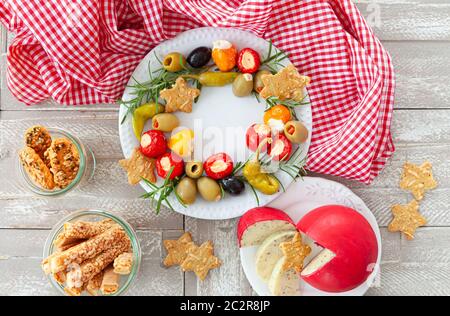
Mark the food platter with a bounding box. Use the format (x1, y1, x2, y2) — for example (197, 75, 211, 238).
(239, 177, 382, 296)
(119, 27, 312, 220)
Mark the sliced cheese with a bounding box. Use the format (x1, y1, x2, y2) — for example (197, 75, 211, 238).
(301, 248, 336, 276)
(268, 257, 301, 296)
(255, 230, 297, 282)
(241, 220, 296, 247)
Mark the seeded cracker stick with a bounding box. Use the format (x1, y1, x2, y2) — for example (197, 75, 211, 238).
(113, 252, 133, 275)
(49, 225, 127, 274)
(101, 266, 120, 295)
(54, 219, 115, 248)
(86, 271, 104, 296)
(65, 238, 130, 290)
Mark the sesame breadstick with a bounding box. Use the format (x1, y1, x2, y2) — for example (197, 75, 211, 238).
(65, 238, 130, 290)
(54, 219, 115, 248)
(101, 266, 120, 295)
(49, 225, 127, 274)
(42, 252, 60, 275)
(57, 240, 86, 252)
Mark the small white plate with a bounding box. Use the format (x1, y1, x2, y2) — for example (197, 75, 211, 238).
(240, 176, 382, 296)
(119, 27, 312, 220)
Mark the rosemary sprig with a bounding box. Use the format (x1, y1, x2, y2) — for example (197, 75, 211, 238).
(141, 167, 185, 214)
(252, 90, 261, 103)
(278, 147, 308, 180)
(261, 40, 289, 73)
(245, 180, 260, 206)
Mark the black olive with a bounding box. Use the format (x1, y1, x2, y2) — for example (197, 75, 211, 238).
(187, 47, 212, 68)
(219, 176, 245, 196)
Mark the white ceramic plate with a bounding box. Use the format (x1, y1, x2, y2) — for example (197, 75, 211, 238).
(240, 176, 382, 296)
(119, 27, 312, 220)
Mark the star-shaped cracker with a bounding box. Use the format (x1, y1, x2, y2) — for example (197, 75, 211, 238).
(160, 77, 200, 113)
(259, 64, 310, 101)
(279, 232, 311, 273)
(180, 240, 221, 281)
(163, 232, 196, 267)
(399, 161, 437, 201)
(119, 148, 156, 185)
(388, 200, 427, 240)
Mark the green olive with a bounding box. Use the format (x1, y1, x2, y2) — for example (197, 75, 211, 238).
(232, 74, 253, 97)
(175, 177, 197, 205)
(197, 177, 222, 202)
(163, 52, 186, 72)
(185, 161, 203, 179)
(254, 70, 271, 93)
(284, 120, 309, 144)
(152, 113, 180, 132)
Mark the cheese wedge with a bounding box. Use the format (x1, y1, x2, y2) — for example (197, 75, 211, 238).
(268, 257, 301, 296)
(255, 230, 297, 282)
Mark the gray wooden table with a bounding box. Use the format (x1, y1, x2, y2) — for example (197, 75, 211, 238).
(1, 1, 450, 296)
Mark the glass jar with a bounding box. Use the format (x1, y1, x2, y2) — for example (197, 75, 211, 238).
(43, 209, 141, 296)
(17, 127, 96, 196)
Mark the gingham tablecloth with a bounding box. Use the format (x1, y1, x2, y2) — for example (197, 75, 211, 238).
(0, 0, 395, 183)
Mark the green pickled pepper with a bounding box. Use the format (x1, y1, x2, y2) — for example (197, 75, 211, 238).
(132, 102, 165, 141)
(243, 139, 280, 195)
(183, 72, 239, 87)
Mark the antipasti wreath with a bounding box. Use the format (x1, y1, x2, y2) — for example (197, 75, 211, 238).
(119, 40, 310, 214)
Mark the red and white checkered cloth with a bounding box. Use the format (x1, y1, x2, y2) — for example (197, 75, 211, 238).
(0, 0, 395, 184)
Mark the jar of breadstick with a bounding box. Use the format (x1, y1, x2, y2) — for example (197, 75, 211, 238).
(42, 209, 141, 296)
(17, 126, 96, 196)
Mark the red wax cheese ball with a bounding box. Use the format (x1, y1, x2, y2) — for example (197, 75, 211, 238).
(237, 207, 296, 247)
(298, 205, 378, 293)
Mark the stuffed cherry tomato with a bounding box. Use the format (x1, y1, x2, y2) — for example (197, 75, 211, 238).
(237, 48, 261, 74)
(268, 133, 292, 161)
(204, 153, 234, 180)
(140, 130, 167, 158)
(156, 153, 184, 179)
(246, 123, 272, 152)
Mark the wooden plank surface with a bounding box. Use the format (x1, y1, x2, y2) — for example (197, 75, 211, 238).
(1, 0, 450, 296)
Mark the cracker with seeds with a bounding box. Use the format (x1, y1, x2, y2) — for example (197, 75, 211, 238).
(24, 125, 52, 159)
(388, 200, 427, 240)
(163, 232, 196, 267)
(259, 64, 310, 101)
(19, 147, 55, 190)
(47, 138, 80, 188)
(119, 148, 156, 185)
(160, 77, 200, 113)
(180, 240, 221, 281)
(279, 232, 311, 273)
(114, 252, 133, 275)
(400, 161, 437, 201)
